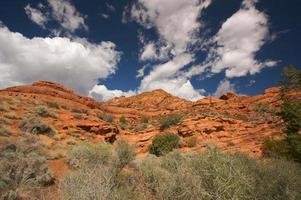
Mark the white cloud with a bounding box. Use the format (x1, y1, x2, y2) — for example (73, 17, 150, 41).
(25, 0, 88, 33)
(213, 79, 235, 97)
(24, 4, 48, 28)
(139, 53, 204, 101)
(106, 3, 116, 12)
(140, 42, 157, 61)
(208, 0, 275, 78)
(136, 64, 148, 78)
(0, 25, 120, 95)
(127, 0, 211, 101)
(102, 13, 109, 19)
(131, 0, 211, 55)
(48, 0, 88, 32)
(89, 84, 136, 101)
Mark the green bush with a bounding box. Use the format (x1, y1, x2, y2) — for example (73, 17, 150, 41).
(19, 115, 56, 136)
(0, 135, 54, 199)
(160, 115, 182, 130)
(119, 116, 127, 124)
(97, 112, 114, 123)
(149, 133, 180, 156)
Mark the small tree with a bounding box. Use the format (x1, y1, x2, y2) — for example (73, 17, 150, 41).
(278, 65, 301, 162)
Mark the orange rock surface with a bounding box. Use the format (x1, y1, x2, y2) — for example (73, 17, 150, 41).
(1, 80, 300, 163)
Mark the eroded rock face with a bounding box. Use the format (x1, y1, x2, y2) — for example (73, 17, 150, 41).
(1, 80, 299, 158)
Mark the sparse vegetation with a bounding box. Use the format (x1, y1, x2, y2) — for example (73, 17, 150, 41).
(119, 116, 127, 129)
(97, 112, 114, 123)
(46, 101, 60, 109)
(67, 142, 114, 168)
(186, 136, 197, 147)
(72, 108, 88, 114)
(34, 105, 56, 118)
(141, 115, 149, 124)
(73, 114, 82, 120)
(160, 114, 182, 130)
(0, 127, 11, 137)
(0, 135, 54, 199)
(115, 140, 135, 169)
(19, 115, 56, 136)
(133, 123, 148, 132)
(60, 146, 301, 200)
(253, 102, 276, 113)
(149, 132, 180, 156)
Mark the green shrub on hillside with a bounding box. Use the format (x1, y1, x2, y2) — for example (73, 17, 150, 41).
(149, 133, 180, 156)
(160, 115, 182, 130)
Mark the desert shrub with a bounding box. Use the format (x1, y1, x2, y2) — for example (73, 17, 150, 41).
(119, 116, 127, 129)
(160, 114, 182, 130)
(34, 106, 52, 117)
(0, 135, 54, 199)
(140, 149, 301, 200)
(0, 102, 8, 112)
(253, 102, 276, 113)
(141, 116, 149, 124)
(46, 101, 60, 109)
(73, 114, 82, 120)
(72, 108, 88, 114)
(149, 133, 180, 156)
(186, 136, 197, 147)
(59, 166, 116, 200)
(67, 142, 114, 168)
(0, 127, 12, 137)
(133, 123, 148, 132)
(115, 140, 135, 169)
(97, 112, 114, 123)
(264, 139, 292, 158)
(119, 116, 127, 124)
(19, 115, 56, 136)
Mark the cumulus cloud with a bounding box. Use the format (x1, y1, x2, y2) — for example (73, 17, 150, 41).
(24, 4, 48, 28)
(48, 0, 88, 32)
(213, 79, 236, 97)
(0, 25, 120, 95)
(125, 0, 211, 101)
(207, 0, 276, 78)
(89, 84, 136, 101)
(139, 54, 204, 101)
(24, 0, 88, 33)
(131, 0, 211, 55)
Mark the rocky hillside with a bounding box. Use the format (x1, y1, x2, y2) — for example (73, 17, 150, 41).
(1, 80, 296, 162)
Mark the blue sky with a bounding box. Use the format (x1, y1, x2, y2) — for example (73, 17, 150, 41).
(0, 0, 300, 101)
